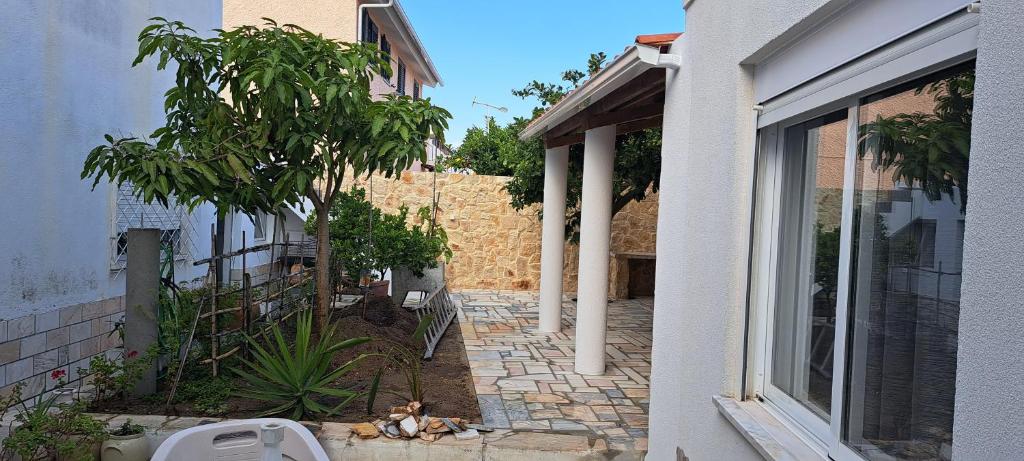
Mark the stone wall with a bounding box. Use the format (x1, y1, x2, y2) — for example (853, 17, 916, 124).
(348, 171, 659, 298)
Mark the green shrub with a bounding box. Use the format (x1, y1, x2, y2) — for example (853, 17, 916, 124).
(0, 383, 107, 461)
(305, 187, 452, 282)
(232, 311, 372, 419)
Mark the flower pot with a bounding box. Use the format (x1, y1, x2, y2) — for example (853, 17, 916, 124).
(101, 432, 148, 461)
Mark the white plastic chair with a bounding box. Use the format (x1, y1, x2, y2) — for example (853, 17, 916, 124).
(151, 418, 329, 461)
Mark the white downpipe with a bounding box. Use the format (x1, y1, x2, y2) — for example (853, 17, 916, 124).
(574, 125, 617, 376)
(356, 0, 394, 43)
(539, 146, 570, 333)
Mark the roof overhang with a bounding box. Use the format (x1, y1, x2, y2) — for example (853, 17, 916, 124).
(519, 38, 679, 147)
(370, 0, 443, 87)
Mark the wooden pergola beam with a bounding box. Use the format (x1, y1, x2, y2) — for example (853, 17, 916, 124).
(546, 70, 667, 139)
(543, 114, 664, 149)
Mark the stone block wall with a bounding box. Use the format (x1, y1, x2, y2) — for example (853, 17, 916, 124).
(348, 171, 659, 298)
(0, 297, 123, 399)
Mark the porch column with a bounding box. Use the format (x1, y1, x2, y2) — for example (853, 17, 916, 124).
(539, 145, 570, 333)
(575, 125, 616, 375)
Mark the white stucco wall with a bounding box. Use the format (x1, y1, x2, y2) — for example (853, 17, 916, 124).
(650, 1, 1024, 460)
(0, 1, 221, 319)
(647, 2, 835, 459)
(953, 1, 1024, 459)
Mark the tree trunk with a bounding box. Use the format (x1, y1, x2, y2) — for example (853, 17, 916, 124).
(314, 207, 331, 332)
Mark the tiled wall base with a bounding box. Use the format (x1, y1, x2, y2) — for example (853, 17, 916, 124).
(0, 296, 124, 399)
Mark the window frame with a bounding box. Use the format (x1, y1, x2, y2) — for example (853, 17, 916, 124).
(253, 212, 268, 242)
(747, 10, 979, 461)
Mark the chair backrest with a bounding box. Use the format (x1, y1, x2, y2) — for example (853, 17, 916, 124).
(151, 418, 329, 461)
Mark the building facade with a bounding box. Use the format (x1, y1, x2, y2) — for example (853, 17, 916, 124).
(646, 1, 1024, 460)
(222, 0, 444, 280)
(0, 1, 221, 398)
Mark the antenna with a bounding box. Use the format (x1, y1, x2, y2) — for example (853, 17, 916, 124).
(472, 97, 508, 113)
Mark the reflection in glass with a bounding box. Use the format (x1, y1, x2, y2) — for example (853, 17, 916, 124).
(772, 111, 847, 420)
(844, 65, 974, 460)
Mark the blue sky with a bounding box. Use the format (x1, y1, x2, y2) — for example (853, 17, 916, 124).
(401, 1, 684, 147)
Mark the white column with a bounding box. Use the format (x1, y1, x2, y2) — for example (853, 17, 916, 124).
(539, 146, 570, 333)
(574, 125, 616, 375)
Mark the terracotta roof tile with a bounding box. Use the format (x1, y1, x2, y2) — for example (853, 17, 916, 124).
(635, 33, 682, 47)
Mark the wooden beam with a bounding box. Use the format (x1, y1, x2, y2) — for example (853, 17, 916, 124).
(546, 69, 666, 139)
(583, 103, 664, 131)
(616, 115, 664, 135)
(543, 114, 664, 149)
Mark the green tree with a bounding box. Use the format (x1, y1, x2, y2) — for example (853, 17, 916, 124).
(859, 68, 973, 212)
(81, 18, 450, 331)
(441, 52, 660, 242)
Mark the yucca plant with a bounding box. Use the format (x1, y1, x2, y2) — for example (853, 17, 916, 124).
(233, 311, 372, 420)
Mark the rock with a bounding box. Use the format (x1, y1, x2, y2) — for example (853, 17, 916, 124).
(418, 432, 441, 442)
(441, 418, 463, 433)
(465, 424, 494, 433)
(454, 428, 480, 441)
(399, 416, 419, 438)
(351, 423, 380, 439)
(407, 401, 423, 416)
(418, 416, 429, 432)
(389, 413, 407, 421)
(390, 406, 410, 415)
(380, 422, 402, 439)
(426, 418, 451, 434)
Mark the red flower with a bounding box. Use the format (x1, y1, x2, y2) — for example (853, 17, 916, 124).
(50, 369, 66, 381)
(127, 350, 139, 359)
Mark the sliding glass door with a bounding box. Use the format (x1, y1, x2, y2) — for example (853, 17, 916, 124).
(757, 63, 974, 461)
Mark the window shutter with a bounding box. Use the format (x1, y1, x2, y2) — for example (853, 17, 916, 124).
(397, 59, 406, 96)
(380, 35, 392, 81)
(362, 10, 378, 44)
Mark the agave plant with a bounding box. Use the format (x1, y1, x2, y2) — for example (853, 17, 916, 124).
(233, 311, 372, 420)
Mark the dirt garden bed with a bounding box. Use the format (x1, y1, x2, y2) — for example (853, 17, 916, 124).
(88, 296, 481, 424)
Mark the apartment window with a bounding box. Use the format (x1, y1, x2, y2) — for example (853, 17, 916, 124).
(361, 10, 378, 44)
(396, 59, 406, 96)
(413, 80, 421, 100)
(752, 62, 974, 461)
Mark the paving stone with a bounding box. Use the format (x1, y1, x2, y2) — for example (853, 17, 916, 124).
(478, 395, 510, 429)
(549, 419, 590, 431)
(455, 291, 650, 450)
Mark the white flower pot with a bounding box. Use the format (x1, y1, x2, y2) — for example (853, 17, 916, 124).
(101, 432, 148, 461)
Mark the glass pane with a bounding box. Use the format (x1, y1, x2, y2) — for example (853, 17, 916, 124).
(844, 64, 974, 460)
(771, 110, 848, 420)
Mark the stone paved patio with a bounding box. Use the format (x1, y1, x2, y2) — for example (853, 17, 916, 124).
(454, 290, 652, 453)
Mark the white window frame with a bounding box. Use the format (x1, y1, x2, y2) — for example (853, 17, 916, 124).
(748, 9, 979, 461)
(252, 211, 268, 242)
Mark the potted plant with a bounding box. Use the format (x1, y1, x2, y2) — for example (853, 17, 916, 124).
(101, 420, 148, 461)
(0, 381, 108, 461)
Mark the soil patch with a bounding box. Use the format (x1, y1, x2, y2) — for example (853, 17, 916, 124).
(89, 296, 480, 424)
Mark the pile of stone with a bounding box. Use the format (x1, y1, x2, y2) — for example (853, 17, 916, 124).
(350, 401, 486, 443)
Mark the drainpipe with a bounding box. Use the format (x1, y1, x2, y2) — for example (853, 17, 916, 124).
(357, 0, 394, 43)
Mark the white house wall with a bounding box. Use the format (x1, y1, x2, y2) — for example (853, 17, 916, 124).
(651, 0, 1024, 460)
(952, 1, 1024, 459)
(0, 0, 219, 394)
